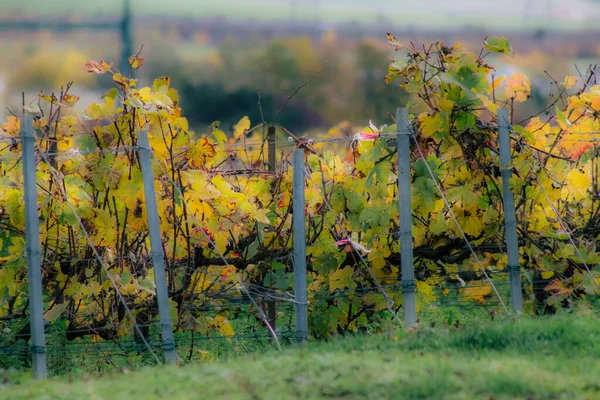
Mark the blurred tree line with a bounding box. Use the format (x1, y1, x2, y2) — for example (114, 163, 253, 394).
(2, 29, 577, 132)
(144, 35, 409, 132)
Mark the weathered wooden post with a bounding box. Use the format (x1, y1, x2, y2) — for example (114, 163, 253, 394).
(292, 149, 308, 342)
(498, 108, 523, 313)
(397, 108, 417, 327)
(21, 114, 47, 379)
(138, 130, 178, 364)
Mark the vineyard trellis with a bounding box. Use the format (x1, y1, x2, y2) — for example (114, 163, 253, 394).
(1, 36, 600, 379)
(2, 106, 553, 378)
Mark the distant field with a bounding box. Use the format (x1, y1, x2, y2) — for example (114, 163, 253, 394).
(2, 0, 600, 30)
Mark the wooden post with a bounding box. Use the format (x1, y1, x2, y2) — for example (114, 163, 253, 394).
(21, 114, 47, 379)
(293, 149, 308, 342)
(396, 108, 417, 327)
(266, 126, 277, 331)
(138, 130, 177, 364)
(498, 108, 523, 313)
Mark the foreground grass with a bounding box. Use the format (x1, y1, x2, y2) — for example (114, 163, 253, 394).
(2, 315, 599, 399)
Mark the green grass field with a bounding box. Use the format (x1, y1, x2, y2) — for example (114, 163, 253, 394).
(2, 314, 599, 399)
(2, 0, 599, 30)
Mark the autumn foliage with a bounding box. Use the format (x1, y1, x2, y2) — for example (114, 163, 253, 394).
(0, 36, 599, 346)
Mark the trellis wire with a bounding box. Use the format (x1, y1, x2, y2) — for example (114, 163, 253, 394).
(148, 148, 283, 350)
(6, 108, 591, 375)
(302, 164, 406, 329)
(511, 131, 600, 293)
(400, 115, 510, 313)
(37, 147, 161, 364)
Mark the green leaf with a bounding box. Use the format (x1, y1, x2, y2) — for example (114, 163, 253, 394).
(330, 188, 345, 213)
(483, 36, 514, 57)
(75, 134, 98, 153)
(271, 261, 286, 271)
(455, 111, 476, 132)
(413, 177, 437, 213)
(345, 190, 365, 214)
(44, 304, 67, 322)
(365, 163, 390, 191)
(413, 157, 439, 179)
(555, 106, 572, 128)
(329, 267, 356, 291)
(359, 207, 383, 231)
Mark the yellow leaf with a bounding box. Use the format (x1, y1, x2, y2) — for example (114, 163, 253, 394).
(57, 136, 74, 152)
(86, 103, 109, 120)
(234, 116, 251, 140)
(215, 315, 235, 337)
(128, 55, 145, 69)
(61, 94, 80, 107)
(477, 94, 498, 114)
(504, 73, 530, 103)
(85, 97, 120, 120)
(565, 168, 591, 200)
(488, 75, 504, 95)
(166, 88, 179, 104)
(463, 216, 484, 237)
(416, 280, 435, 302)
(153, 76, 171, 94)
(0, 116, 20, 136)
(219, 321, 235, 337)
(151, 92, 174, 108)
(420, 113, 446, 138)
(113, 73, 135, 89)
(463, 281, 492, 303)
(213, 129, 227, 150)
(438, 99, 454, 113)
(591, 92, 600, 111)
(251, 208, 271, 224)
(187, 138, 216, 169)
(329, 266, 356, 291)
(562, 76, 578, 89)
(214, 234, 228, 255)
(85, 208, 118, 247)
(541, 271, 555, 279)
(39, 93, 58, 105)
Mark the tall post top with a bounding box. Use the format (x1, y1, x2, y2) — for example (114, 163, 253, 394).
(396, 108, 410, 134)
(293, 148, 304, 162)
(20, 114, 35, 138)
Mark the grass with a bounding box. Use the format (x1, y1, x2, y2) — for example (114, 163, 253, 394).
(2, 313, 599, 399)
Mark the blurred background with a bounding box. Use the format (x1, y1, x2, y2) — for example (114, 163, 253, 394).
(1, 0, 600, 132)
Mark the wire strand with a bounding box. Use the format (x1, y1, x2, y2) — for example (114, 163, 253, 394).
(302, 164, 406, 329)
(401, 118, 509, 313)
(37, 149, 161, 364)
(510, 131, 600, 293)
(147, 147, 282, 350)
